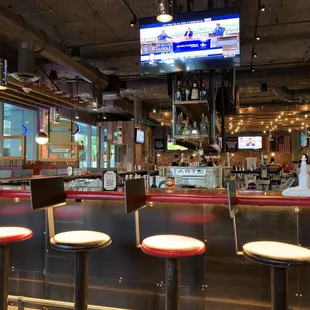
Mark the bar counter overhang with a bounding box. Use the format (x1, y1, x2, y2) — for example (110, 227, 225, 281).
(1, 187, 309, 207)
(0, 187, 310, 310)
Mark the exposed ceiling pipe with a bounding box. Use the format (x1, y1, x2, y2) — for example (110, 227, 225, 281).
(273, 86, 310, 103)
(0, 4, 109, 89)
(120, 79, 170, 100)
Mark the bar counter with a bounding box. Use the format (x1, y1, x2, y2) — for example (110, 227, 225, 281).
(0, 186, 309, 310)
(0, 186, 309, 207)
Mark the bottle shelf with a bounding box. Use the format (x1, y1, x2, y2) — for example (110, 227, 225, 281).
(175, 134, 209, 140)
(173, 99, 209, 105)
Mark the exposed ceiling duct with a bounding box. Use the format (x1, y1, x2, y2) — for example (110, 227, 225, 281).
(120, 79, 169, 100)
(0, 4, 109, 89)
(273, 86, 310, 103)
(11, 42, 40, 83)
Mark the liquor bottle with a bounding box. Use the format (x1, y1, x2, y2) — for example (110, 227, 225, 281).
(151, 176, 157, 188)
(198, 142, 204, 156)
(191, 121, 199, 135)
(191, 75, 199, 100)
(200, 114, 207, 135)
(174, 79, 182, 102)
(182, 117, 191, 135)
(176, 112, 183, 135)
(200, 80, 208, 100)
(184, 77, 191, 101)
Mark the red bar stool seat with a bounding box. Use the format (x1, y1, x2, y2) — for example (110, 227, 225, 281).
(142, 234, 206, 258)
(243, 241, 310, 310)
(141, 234, 206, 310)
(50, 230, 111, 252)
(0, 227, 33, 310)
(0, 227, 32, 244)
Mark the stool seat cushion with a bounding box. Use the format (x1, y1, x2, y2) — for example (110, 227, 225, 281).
(0, 227, 32, 244)
(243, 241, 310, 267)
(50, 230, 112, 252)
(141, 234, 206, 258)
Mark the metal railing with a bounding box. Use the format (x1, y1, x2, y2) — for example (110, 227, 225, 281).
(8, 295, 133, 310)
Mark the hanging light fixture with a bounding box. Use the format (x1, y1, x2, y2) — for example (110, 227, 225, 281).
(49, 70, 58, 81)
(156, 0, 173, 23)
(0, 59, 8, 90)
(88, 98, 99, 111)
(35, 130, 49, 145)
(51, 107, 60, 123)
(71, 47, 82, 60)
(75, 111, 79, 120)
(260, 82, 268, 92)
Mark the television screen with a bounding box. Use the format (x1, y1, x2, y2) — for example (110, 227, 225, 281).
(238, 136, 262, 150)
(139, 8, 240, 75)
(167, 141, 188, 151)
(301, 131, 308, 148)
(136, 129, 145, 144)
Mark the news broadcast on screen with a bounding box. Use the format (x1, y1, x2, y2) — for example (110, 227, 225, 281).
(139, 9, 240, 74)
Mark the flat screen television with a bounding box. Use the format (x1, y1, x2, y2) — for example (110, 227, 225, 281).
(300, 131, 308, 148)
(238, 136, 262, 150)
(139, 8, 240, 75)
(136, 129, 145, 144)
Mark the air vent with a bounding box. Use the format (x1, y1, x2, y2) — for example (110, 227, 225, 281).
(10, 72, 40, 83)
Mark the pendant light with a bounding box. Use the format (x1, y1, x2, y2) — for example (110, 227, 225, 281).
(51, 107, 60, 123)
(156, 0, 173, 23)
(36, 130, 49, 145)
(0, 58, 8, 90)
(75, 110, 79, 120)
(71, 47, 82, 60)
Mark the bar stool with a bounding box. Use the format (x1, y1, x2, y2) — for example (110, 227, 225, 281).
(141, 234, 206, 310)
(243, 241, 310, 310)
(0, 227, 33, 310)
(50, 231, 111, 310)
(30, 177, 112, 310)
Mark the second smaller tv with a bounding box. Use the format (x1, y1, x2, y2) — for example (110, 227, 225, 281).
(300, 131, 308, 148)
(136, 129, 145, 144)
(238, 136, 262, 150)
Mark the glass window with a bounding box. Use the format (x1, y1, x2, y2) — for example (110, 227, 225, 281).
(3, 103, 38, 160)
(74, 122, 88, 168)
(91, 126, 97, 168)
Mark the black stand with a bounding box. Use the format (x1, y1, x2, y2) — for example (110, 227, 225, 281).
(271, 267, 288, 310)
(0, 245, 9, 310)
(74, 251, 89, 310)
(165, 258, 180, 310)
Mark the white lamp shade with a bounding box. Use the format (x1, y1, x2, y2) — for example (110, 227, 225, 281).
(36, 130, 49, 145)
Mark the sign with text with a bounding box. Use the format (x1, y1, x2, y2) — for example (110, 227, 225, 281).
(103, 170, 117, 191)
(226, 137, 238, 152)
